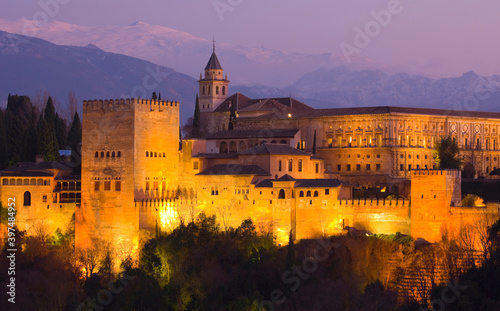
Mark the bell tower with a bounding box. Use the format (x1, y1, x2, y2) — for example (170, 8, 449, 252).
(198, 40, 229, 112)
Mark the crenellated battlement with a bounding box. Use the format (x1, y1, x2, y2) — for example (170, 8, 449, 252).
(83, 98, 179, 112)
(411, 169, 461, 177)
(339, 198, 410, 208)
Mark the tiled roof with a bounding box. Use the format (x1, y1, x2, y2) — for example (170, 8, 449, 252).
(255, 178, 347, 188)
(205, 129, 299, 140)
(197, 164, 270, 176)
(0, 171, 53, 177)
(276, 174, 296, 181)
(213, 93, 314, 118)
(204, 51, 223, 70)
(2, 161, 74, 172)
(302, 106, 500, 119)
(192, 153, 238, 159)
(239, 144, 312, 156)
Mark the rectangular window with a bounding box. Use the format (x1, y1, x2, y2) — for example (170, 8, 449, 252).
(400, 164, 404, 171)
(298, 159, 303, 172)
(367, 135, 372, 147)
(1, 179, 7, 185)
(288, 159, 293, 172)
(42, 195, 47, 203)
(145, 181, 150, 191)
(337, 135, 342, 147)
(347, 164, 351, 171)
(366, 164, 371, 171)
(376, 164, 381, 171)
(94, 181, 100, 191)
(325, 189, 330, 195)
(104, 181, 111, 191)
(377, 134, 382, 147)
(356, 164, 361, 171)
(153, 181, 159, 191)
(328, 137, 333, 148)
(337, 164, 341, 172)
(193, 161, 199, 170)
(115, 181, 121, 191)
(278, 160, 282, 171)
(162, 181, 166, 191)
(408, 164, 412, 171)
(315, 163, 319, 173)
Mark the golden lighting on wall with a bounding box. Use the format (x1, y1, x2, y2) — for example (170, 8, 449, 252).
(159, 201, 179, 231)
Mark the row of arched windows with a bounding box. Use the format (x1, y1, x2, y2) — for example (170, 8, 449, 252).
(202, 85, 226, 96)
(277, 189, 321, 199)
(146, 151, 166, 158)
(95, 151, 121, 158)
(2, 178, 50, 186)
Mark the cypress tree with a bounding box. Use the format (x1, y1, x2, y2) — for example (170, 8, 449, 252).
(67, 112, 82, 153)
(228, 101, 236, 130)
(158, 92, 162, 101)
(55, 112, 67, 150)
(192, 94, 201, 138)
(152, 92, 157, 100)
(39, 97, 59, 160)
(0, 109, 8, 169)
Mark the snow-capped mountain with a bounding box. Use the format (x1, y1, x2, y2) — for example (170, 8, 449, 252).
(0, 19, 374, 87)
(0, 30, 198, 121)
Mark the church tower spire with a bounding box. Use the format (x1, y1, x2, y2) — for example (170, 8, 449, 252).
(198, 40, 229, 112)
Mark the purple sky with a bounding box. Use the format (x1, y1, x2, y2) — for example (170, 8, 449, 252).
(2, 0, 500, 77)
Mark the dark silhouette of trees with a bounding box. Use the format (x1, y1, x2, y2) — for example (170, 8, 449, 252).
(434, 136, 461, 169)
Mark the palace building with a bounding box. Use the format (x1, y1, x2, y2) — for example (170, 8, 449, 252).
(1, 48, 499, 263)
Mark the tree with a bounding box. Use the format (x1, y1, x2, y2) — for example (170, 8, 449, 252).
(67, 112, 82, 153)
(55, 112, 67, 149)
(158, 92, 162, 101)
(434, 136, 461, 169)
(228, 101, 236, 130)
(152, 92, 157, 100)
(192, 94, 201, 138)
(39, 97, 59, 160)
(312, 130, 317, 154)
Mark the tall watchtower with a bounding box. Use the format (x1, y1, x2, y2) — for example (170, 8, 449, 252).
(198, 41, 229, 112)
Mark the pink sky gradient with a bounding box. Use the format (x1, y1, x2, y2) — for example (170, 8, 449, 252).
(1, 0, 499, 78)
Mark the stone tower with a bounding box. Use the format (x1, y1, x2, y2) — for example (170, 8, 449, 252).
(77, 98, 180, 265)
(198, 42, 229, 112)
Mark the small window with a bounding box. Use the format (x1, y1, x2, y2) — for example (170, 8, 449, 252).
(104, 181, 111, 191)
(117, 151, 121, 157)
(278, 189, 285, 199)
(145, 181, 150, 191)
(337, 164, 341, 172)
(315, 163, 319, 174)
(347, 164, 351, 171)
(299, 191, 304, 197)
(222, 86, 226, 95)
(23, 191, 31, 206)
(94, 181, 100, 191)
(306, 190, 311, 197)
(278, 160, 282, 172)
(298, 159, 303, 172)
(288, 159, 293, 172)
(42, 195, 47, 203)
(106, 152, 110, 157)
(400, 164, 404, 171)
(146, 151, 149, 157)
(376, 164, 381, 171)
(163, 152, 165, 157)
(95, 151, 98, 158)
(356, 164, 361, 171)
(193, 161, 199, 170)
(325, 189, 330, 195)
(100, 152, 104, 157)
(112, 151, 115, 157)
(366, 164, 371, 171)
(313, 191, 319, 197)
(2, 179, 7, 185)
(115, 181, 121, 191)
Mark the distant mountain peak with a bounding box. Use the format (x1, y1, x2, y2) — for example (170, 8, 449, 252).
(128, 21, 147, 27)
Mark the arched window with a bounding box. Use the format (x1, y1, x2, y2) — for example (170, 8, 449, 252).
(278, 189, 285, 199)
(238, 141, 246, 151)
(216, 86, 219, 95)
(95, 151, 98, 158)
(299, 191, 304, 197)
(280, 140, 287, 144)
(100, 152, 104, 157)
(106, 151, 110, 157)
(220, 141, 228, 153)
(146, 151, 149, 157)
(222, 86, 226, 95)
(208, 86, 211, 95)
(271, 140, 277, 143)
(117, 151, 121, 157)
(163, 152, 165, 157)
(112, 151, 115, 157)
(202, 86, 205, 95)
(306, 190, 311, 197)
(314, 191, 319, 197)
(229, 141, 237, 153)
(23, 191, 31, 206)
(154, 152, 157, 157)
